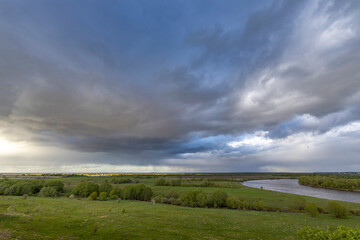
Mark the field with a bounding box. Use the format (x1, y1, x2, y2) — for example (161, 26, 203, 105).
(0, 174, 359, 239)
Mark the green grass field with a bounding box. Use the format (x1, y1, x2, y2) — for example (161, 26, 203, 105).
(0, 175, 359, 239)
(1, 196, 360, 240)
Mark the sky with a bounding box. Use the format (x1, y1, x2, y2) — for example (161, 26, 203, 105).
(0, 0, 360, 173)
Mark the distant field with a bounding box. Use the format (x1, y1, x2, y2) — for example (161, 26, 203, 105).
(1, 196, 360, 240)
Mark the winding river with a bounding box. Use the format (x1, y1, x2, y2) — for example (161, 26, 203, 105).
(242, 179, 360, 204)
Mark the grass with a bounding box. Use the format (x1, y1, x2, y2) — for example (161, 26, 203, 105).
(0, 196, 359, 240)
(1, 175, 359, 239)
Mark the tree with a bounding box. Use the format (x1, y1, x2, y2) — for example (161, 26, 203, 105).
(72, 182, 99, 197)
(45, 180, 64, 193)
(88, 192, 98, 200)
(179, 190, 207, 207)
(305, 203, 319, 217)
(39, 186, 57, 197)
(226, 196, 241, 209)
(99, 181, 113, 194)
(99, 192, 108, 201)
(155, 179, 166, 186)
(327, 201, 348, 218)
(209, 190, 228, 208)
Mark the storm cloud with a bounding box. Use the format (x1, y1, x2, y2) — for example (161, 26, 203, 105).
(0, 0, 360, 172)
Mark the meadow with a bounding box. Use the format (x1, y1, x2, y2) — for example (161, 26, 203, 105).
(0, 173, 359, 239)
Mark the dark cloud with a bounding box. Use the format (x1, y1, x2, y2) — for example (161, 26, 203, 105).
(0, 0, 360, 171)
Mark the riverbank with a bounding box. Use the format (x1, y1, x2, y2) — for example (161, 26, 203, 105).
(242, 179, 360, 204)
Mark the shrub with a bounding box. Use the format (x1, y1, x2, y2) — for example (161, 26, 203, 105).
(297, 226, 360, 240)
(155, 179, 167, 186)
(200, 180, 216, 187)
(209, 190, 228, 208)
(23, 194, 28, 200)
(45, 180, 64, 193)
(164, 190, 180, 199)
(99, 192, 108, 201)
(350, 209, 360, 216)
(168, 197, 180, 205)
(111, 178, 132, 184)
(99, 181, 113, 194)
(293, 197, 306, 211)
(110, 188, 122, 199)
(160, 197, 169, 204)
(152, 195, 162, 203)
(121, 184, 153, 201)
(305, 203, 319, 217)
(170, 179, 182, 186)
(0, 180, 45, 196)
(327, 201, 348, 218)
(226, 196, 241, 209)
(252, 200, 266, 211)
(88, 192, 98, 200)
(72, 182, 99, 197)
(39, 187, 57, 197)
(179, 190, 207, 207)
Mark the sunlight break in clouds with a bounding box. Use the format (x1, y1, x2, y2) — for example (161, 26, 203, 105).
(227, 132, 273, 148)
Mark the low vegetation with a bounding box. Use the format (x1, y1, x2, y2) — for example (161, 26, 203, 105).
(0, 173, 359, 239)
(297, 226, 360, 239)
(299, 175, 360, 191)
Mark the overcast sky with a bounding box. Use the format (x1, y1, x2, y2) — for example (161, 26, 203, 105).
(0, 0, 359, 172)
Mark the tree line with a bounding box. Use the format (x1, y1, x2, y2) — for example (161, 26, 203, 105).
(298, 176, 360, 191)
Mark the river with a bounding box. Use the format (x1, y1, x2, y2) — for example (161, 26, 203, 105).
(242, 179, 360, 204)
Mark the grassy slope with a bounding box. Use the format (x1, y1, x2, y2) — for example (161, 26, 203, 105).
(1, 196, 360, 240)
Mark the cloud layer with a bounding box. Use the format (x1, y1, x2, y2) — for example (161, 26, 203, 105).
(0, 0, 359, 172)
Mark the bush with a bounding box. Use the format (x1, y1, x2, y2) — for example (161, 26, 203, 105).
(0, 180, 45, 196)
(252, 200, 266, 211)
(160, 197, 169, 204)
(169, 179, 182, 186)
(305, 203, 319, 217)
(155, 179, 167, 186)
(297, 226, 360, 240)
(111, 178, 132, 184)
(39, 187, 58, 197)
(350, 209, 360, 216)
(209, 190, 228, 208)
(164, 190, 180, 199)
(121, 184, 153, 201)
(72, 182, 99, 197)
(327, 201, 348, 218)
(99, 181, 113, 194)
(168, 197, 180, 205)
(99, 192, 108, 201)
(179, 190, 207, 207)
(45, 180, 64, 193)
(200, 180, 216, 187)
(293, 197, 306, 211)
(110, 188, 122, 199)
(226, 196, 241, 209)
(152, 195, 162, 203)
(88, 192, 98, 200)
